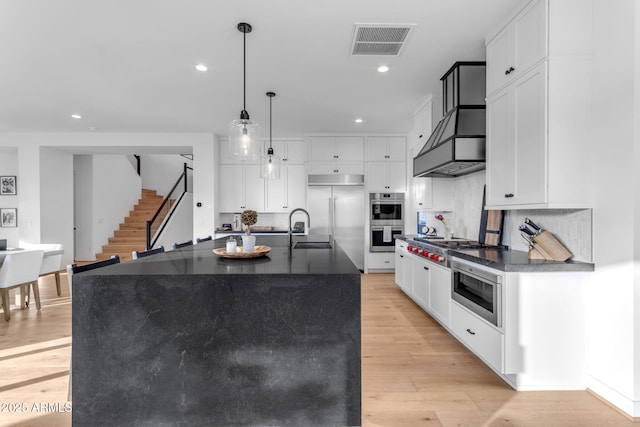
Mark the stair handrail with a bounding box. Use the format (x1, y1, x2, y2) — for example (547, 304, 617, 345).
(146, 163, 193, 249)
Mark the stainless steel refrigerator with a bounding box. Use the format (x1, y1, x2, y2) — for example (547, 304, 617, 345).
(307, 183, 365, 271)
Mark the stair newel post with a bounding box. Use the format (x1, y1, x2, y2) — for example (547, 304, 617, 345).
(146, 220, 152, 250)
(183, 162, 188, 193)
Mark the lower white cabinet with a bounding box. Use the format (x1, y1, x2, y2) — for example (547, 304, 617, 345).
(450, 301, 504, 373)
(410, 256, 430, 309)
(394, 240, 409, 292)
(368, 252, 395, 271)
(394, 240, 450, 328)
(428, 262, 451, 325)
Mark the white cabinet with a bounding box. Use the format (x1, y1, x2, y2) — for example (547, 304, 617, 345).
(368, 252, 395, 271)
(485, 0, 592, 209)
(265, 164, 307, 212)
(412, 99, 434, 152)
(486, 63, 547, 206)
(270, 140, 306, 164)
(412, 177, 453, 211)
(365, 136, 406, 162)
(394, 240, 409, 292)
(308, 136, 364, 175)
(451, 302, 505, 373)
(428, 262, 450, 325)
(365, 162, 406, 193)
(410, 255, 430, 310)
(308, 136, 364, 162)
(219, 164, 264, 212)
(486, 0, 547, 96)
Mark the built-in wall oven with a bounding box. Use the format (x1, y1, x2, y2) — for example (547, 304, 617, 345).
(370, 193, 403, 252)
(451, 259, 502, 327)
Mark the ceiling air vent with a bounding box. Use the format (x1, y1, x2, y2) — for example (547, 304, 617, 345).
(350, 23, 416, 56)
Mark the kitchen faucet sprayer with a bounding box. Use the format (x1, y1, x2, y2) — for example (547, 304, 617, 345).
(289, 208, 310, 247)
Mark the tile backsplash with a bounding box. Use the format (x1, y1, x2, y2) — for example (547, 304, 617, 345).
(423, 170, 593, 262)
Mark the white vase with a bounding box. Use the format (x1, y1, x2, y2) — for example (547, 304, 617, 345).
(241, 235, 256, 253)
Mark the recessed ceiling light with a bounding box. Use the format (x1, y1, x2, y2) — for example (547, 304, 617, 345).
(71, 114, 82, 119)
(195, 64, 208, 72)
(377, 65, 390, 73)
(355, 118, 363, 123)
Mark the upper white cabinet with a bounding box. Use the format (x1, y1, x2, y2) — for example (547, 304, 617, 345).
(412, 177, 453, 211)
(308, 136, 364, 162)
(486, 0, 547, 96)
(365, 136, 406, 162)
(485, 0, 592, 209)
(365, 161, 406, 193)
(269, 140, 307, 164)
(265, 164, 307, 212)
(219, 164, 264, 212)
(308, 136, 364, 175)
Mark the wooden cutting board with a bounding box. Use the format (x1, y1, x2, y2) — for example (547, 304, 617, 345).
(479, 185, 504, 245)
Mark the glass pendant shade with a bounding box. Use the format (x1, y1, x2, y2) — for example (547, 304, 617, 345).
(261, 91, 281, 179)
(228, 22, 259, 161)
(261, 147, 281, 179)
(229, 116, 259, 160)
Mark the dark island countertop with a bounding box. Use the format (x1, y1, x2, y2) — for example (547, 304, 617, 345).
(448, 247, 595, 272)
(71, 235, 361, 427)
(79, 235, 360, 276)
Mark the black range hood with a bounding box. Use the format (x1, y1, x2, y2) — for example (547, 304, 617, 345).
(413, 62, 486, 178)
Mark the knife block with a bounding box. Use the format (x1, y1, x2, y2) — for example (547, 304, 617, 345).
(528, 231, 573, 261)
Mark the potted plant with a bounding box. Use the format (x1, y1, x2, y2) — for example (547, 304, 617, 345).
(240, 209, 258, 252)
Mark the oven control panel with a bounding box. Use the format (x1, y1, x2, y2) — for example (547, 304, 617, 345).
(406, 244, 446, 264)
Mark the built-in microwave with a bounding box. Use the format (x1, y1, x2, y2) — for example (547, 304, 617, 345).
(370, 193, 404, 225)
(451, 259, 502, 327)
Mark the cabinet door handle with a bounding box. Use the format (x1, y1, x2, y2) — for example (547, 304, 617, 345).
(504, 66, 515, 75)
(466, 328, 476, 335)
(399, 255, 404, 258)
(505, 193, 514, 198)
(423, 266, 429, 270)
(418, 202, 423, 206)
(419, 134, 423, 138)
(384, 260, 390, 264)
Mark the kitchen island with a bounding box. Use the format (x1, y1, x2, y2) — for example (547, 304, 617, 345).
(71, 235, 361, 427)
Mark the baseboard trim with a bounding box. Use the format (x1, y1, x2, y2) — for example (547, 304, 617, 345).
(587, 376, 640, 420)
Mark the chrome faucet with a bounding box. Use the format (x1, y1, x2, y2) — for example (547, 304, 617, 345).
(289, 208, 310, 247)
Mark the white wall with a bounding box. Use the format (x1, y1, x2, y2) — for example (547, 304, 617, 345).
(586, 0, 640, 417)
(154, 192, 194, 250)
(40, 147, 74, 266)
(140, 154, 193, 197)
(0, 148, 19, 246)
(90, 155, 142, 260)
(0, 132, 216, 264)
(74, 155, 94, 261)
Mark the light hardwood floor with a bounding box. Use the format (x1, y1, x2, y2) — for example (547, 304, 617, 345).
(0, 273, 635, 426)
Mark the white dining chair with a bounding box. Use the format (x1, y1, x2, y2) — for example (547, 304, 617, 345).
(20, 242, 64, 295)
(0, 250, 45, 321)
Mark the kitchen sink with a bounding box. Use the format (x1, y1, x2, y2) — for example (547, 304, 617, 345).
(293, 242, 332, 249)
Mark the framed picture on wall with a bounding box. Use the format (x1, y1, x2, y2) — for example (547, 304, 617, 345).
(1, 208, 17, 227)
(0, 176, 16, 195)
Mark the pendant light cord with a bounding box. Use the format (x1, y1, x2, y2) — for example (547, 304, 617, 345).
(269, 95, 272, 149)
(243, 29, 246, 113)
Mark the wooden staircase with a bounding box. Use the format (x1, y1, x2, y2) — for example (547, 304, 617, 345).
(95, 189, 165, 262)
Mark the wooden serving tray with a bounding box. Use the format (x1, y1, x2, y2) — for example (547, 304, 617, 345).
(213, 245, 271, 259)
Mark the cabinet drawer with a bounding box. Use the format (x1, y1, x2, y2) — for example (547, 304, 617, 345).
(450, 302, 504, 373)
(368, 252, 395, 270)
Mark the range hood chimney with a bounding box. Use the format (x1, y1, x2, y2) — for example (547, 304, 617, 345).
(413, 62, 486, 178)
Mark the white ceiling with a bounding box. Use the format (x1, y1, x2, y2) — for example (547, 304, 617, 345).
(0, 0, 516, 137)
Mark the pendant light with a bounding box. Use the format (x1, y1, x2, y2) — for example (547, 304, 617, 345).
(261, 91, 281, 179)
(229, 22, 259, 160)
